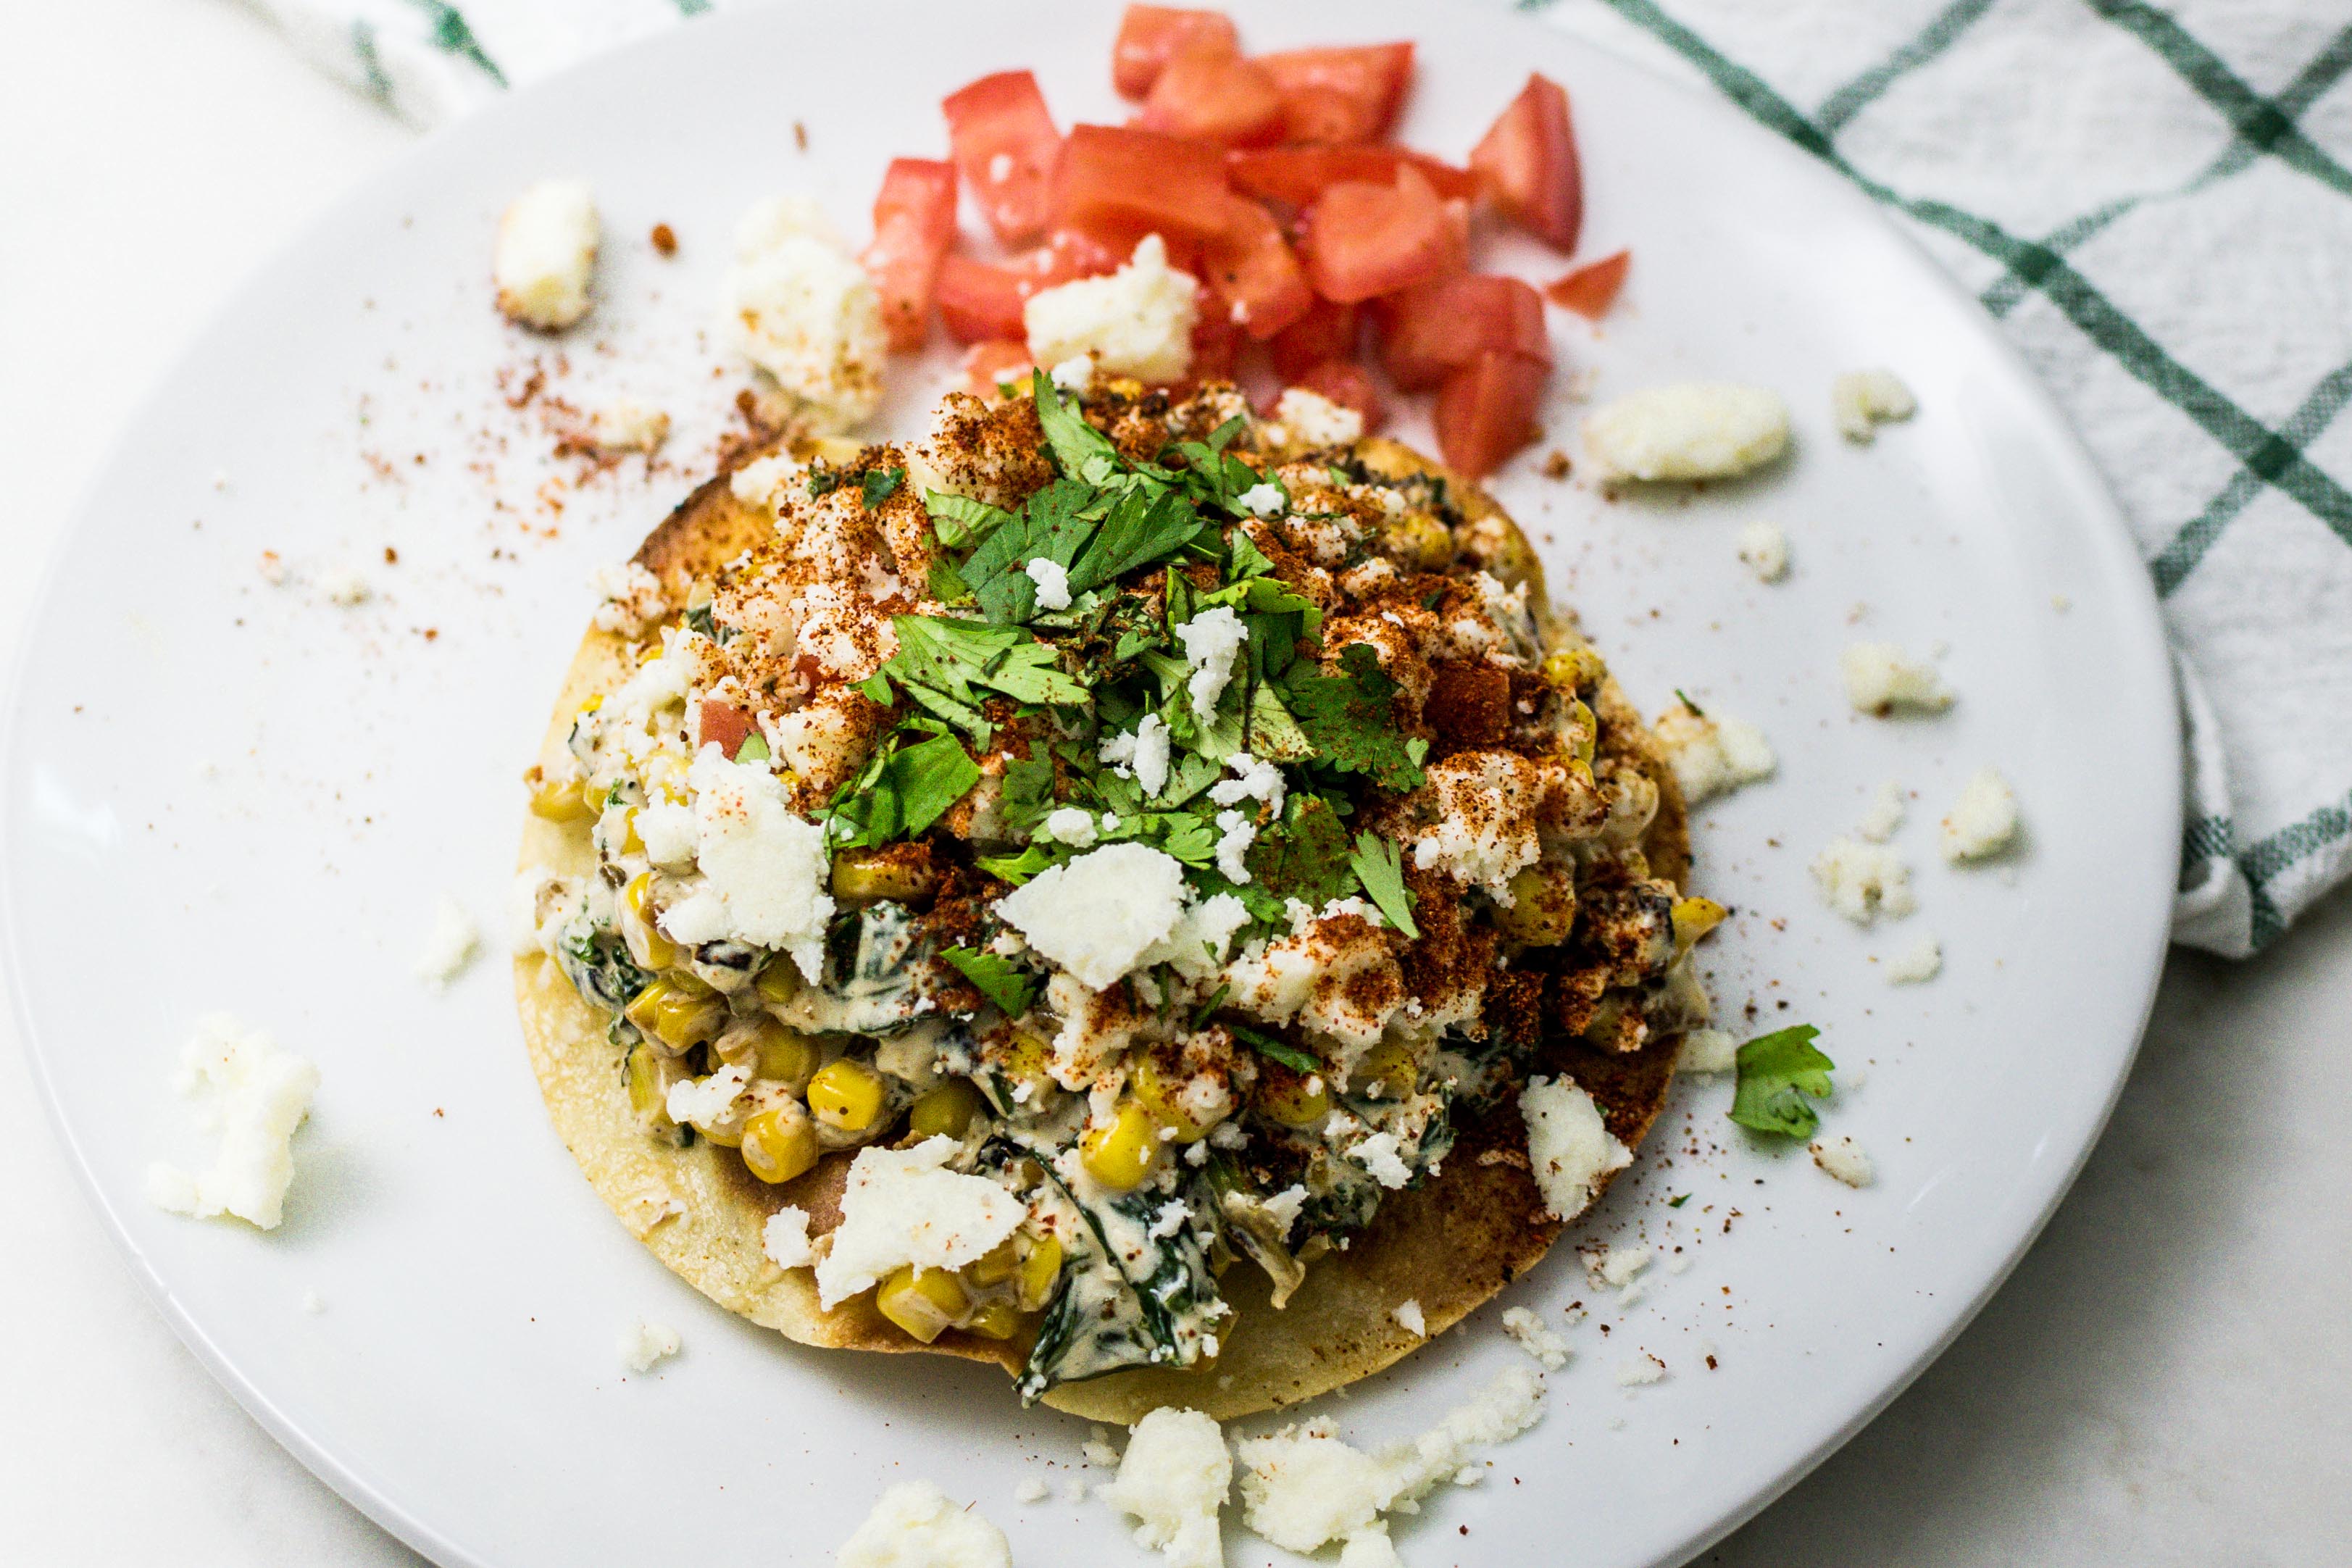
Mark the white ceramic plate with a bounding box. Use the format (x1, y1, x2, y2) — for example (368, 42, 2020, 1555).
(1, 2, 2177, 1564)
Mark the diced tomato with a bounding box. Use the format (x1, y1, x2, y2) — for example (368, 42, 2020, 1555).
(1380, 274, 1550, 392)
(1033, 226, 1127, 285)
(1259, 43, 1414, 144)
(1112, 5, 1239, 98)
(942, 70, 1063, 245)
(1434, 350, 1548, 479)
(1545, 249, 1630, 319)
(1056, 124, 1232, 239)
(935, 254, 1030, 343)
(1199, 196, 1313, 340)
(1291, 360, 1385, 433)
(1298, 164, 1454, 303)
(1188, 283, 1245, 382)
(697, 700, 755, 760)
(1140, 41, 1285, 147)
(1469, 73, 1582, 251)
(1269, 297, 1358, 379)
(860, 158, 958, 353)
(1227, 145, 1477, 207)
(962, 340, 1037, 399)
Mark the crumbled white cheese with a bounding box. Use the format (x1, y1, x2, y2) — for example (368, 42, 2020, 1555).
(494, 178, 599, 331)
(1338, 1529, 1404, 1568)
(591, 399, 670, 454)
(1175, 606, 1246, 720)
(1208, 752, 1286, 818)
(588, 560, 667, 638)
(1832, 368, 1917, 443)
(1614, 1354, 1667, 1387)
(1652, 703, 1776, 806)
(836, 1481, 1012, 1568)
(1041, 806, 1101, 848)
(633, 801, 698, 869)
(1101, 714, 1172, 798)
(1236, 1364, 1546, 1554)
(1272, 388, 1364, 450)
(1736, 520, 1790, 582)
(1677, 1027, 1738, 1075)
(145, 1014, 320, 1231)
(995, 842, 1190, 989)
(1014, 1479, 1050, 1504)
(1098, 1408, 1229, 1568)
(1410, 751, 1543, 897)
(656, 748, 835, 977)
(413, 895, 480, 986)
(1856, 780, 1906, 843)
(1884, 933, 1942, 985)
(1213, 809, 1257, 883)
(667, 1061, 751, 1127)
(1025, 556, 1072, 610)
(618, 1318, 680, 1372)
(1582, 383, 1790, 482)
(1050, 354, 1096, 394)
(1134, 892, 1252, 982)
(763, 1205, 816, 1269)
(1235, 482, 1285, 517)
(1501, 1305, 1569, 1369)
(814, 1137, 1025, 1309)
(725, 195, 887, 433)
(1940, 767, 2020, 862)
(1841, 641, 1953, 714)
(1340, 1127, 1411, 1190)
(1391, 1299, 1427, 1338)
(1520, 1075, 1631, 1221)
(319, 567, 371, 607)
(1024, 234, 1199, 384)
(1598, 1244, 1651, 1290)
(1084, 1429, 1122, 1468)
(1811, 837, 1917, 925)
(1811, 1133, 1875, 1188)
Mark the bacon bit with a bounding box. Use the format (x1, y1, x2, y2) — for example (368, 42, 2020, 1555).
(650, 222, 678, 257)
(1546, 250, 1630, 320)
(697, 699, 756, 760)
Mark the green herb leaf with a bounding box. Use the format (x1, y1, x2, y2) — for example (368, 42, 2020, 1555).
(976, 844, 1059, 885)
(1246, 793, 1356, 909)
(1230, 1024, 1320, 1074)
(1069, 485, 1204, 593)
(1727, 1025, 1835, 1138)
(733, 732, 771, 764)
(1033, 369, 1126, 484)
(848, 733, 981, 846)
(962, 478, 1103, 625)
(1188, 983, 1230, 1030)
(998, 753, 1058, 840)
(862, 467, 906, 508)
(927, 556, 975, 606)
(1668, 1193, 1691, 1208)
(1347, 831, 1419, 939)
(925, 489, 1014, 549)
(1282, 643, 1427, 791)
(941, 947, 1037, 1019)
(1674, 688, 1704, 717)
(806, 467, 843, 499)
(870, 615, 1091, 738)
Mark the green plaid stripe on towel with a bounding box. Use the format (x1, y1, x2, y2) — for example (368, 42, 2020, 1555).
(255, 0, 2352, 956)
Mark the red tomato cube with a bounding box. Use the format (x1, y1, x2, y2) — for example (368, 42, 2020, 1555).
(1469, 72, 1583, 251)
(935, 254, 1030, 344)
(1200, 196, 1314, 341)
(1545, 249, 1630, 319)
(1112, 5, 1239, 98)
(1290, 360, 1385, 433)
(1259, 43, 1414, 145)
(1140, 41, 1285, 148)
(1226, 146, 1477, 208)
(697, 700, 755, 760)
(1434, 350, 1548, 479)
(1188, 283, 1245, 383)
(962, 340, 1038, 399)
(859, 157, 958, 353)
(1380, 274, 1551, 392)
(942, 70, 1063, 246)
(1268, 297, 1358, 379)
(1056, 124, 1232, 240)
(1298, 164, 1454, 304)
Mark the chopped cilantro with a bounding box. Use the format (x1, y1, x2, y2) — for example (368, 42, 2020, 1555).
(733, 732, 771, 764)
(806, 467, 843, 499)
(1675, 688, 1704, 717)
(975, 843, 1058, 884)
(867, 614, 1090, 737)
(1188, 983, 1230, 1030)
(1668, 1193, 1692, 1208)
(1348, 830, 1420, 938)
(1230, 1023, 1319, 1074)
(924, 489, 1014, 549)
(1282, 643, 1428, 792)
(1326, 465, 1352, 488)
(828, 733, 980, 848)
(1727, 1025, 1835, 1138)
(941, 947, 1037, 1018)
(862, 467, 905, 508)
(998, 753, 1058, 839)
(1246, 793, 1356, 909)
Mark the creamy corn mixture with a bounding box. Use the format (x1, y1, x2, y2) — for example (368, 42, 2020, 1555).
(521, 375, 1716, 1399)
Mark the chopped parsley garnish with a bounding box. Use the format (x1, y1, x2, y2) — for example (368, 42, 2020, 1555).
(1674, 688, 1704, 717)
(862, 614, 1090, 738)
(1230, 1024, 1319, 1074)
(1727, 1025, 1835, 1138)
(806, 467, 843, 498)
(1282, 643, 1429, 792)
(1668, 1192, 1691, 1208)
(1189, 983, 1230, 1030)
(861, 466, 906, 508)
(941, 947, 1037, 1018)
(828, 733, 981, 848)
(1348, 830, 1420, 938)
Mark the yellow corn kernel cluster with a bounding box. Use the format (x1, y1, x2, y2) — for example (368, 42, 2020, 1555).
(877, 1226, 1064, 1344)
(740, 1106, 820, 1185)
(624, 872, 682, 969)
(1080, 1098, 1161, 1190)
(623, 975, 724, 1051)
(876, 1264, 969, 1343)
(744, 1019, 822, 1089)
(754, 956, 801, 1006)
(527, 776, 596, 822)
(1671, 896, 1727, 953)
(1494, 862, 1578, 946)
(1353, 1040, 1417, 1099)
(908, 1078, 984, 1140)
(1383, 511, 1454, 570)
(1128, 1056, 1217, 1144)
(623, 1043, 672, 1126)
(808, 1057, 887, 1132)
(1255, 1067, 1330, 1129)
(1543, 648, 1608, 693)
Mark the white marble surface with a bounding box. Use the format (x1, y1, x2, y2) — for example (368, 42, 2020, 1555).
(2, 3, 2344, 1563)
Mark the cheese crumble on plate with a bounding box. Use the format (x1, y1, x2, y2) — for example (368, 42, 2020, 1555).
(1941, 767, 2022, 862)
(836, 1482, 1011, 1568)
(1582, 383, 1790, 482)
(146, 1014, 320, 1231)
(494, 178, 599, 331)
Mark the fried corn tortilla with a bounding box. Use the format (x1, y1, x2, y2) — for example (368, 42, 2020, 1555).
(515, 427, 1687, 1422)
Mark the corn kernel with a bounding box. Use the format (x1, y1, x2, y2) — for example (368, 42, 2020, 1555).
(1672, 896, 1727, 953)
(1080, 1099, 1160, 1191)
(1494, 864, 1578, 946)
(1255, 1066, 1330, 1129)
(624, 872, 683, 969)
(1384, 511, 1454, 570)
(622, 977, 723, 1051)
(744, 1019, 822, 1088)
(808, 1057, 887, 1132)
(623, 1044, 671, 1127)
(1130, 1055, 1217, 1143)
(964, 1300, 1025, 1340)
(967, 1236, 1020, 1288)
(755, 956, 802, 1006)
(908, 1079, 984, 1140)
(992, 1029, 1056, 1098)
(1564, 698, 1598, 764)
(528, 777, 595, 822)
(830, 849, 938, 904)
(740, 1107, 820, 1184)
(876, 1264, 968, 1344)
(1542, 648, 1606, 692)
(576, 693, 605, 717)
(1354, 1040, 1417, 1099)
(1016, 1234, 1064, 1311)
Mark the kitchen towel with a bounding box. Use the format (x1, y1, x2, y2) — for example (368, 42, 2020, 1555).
(251, 0, 2352, 956)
